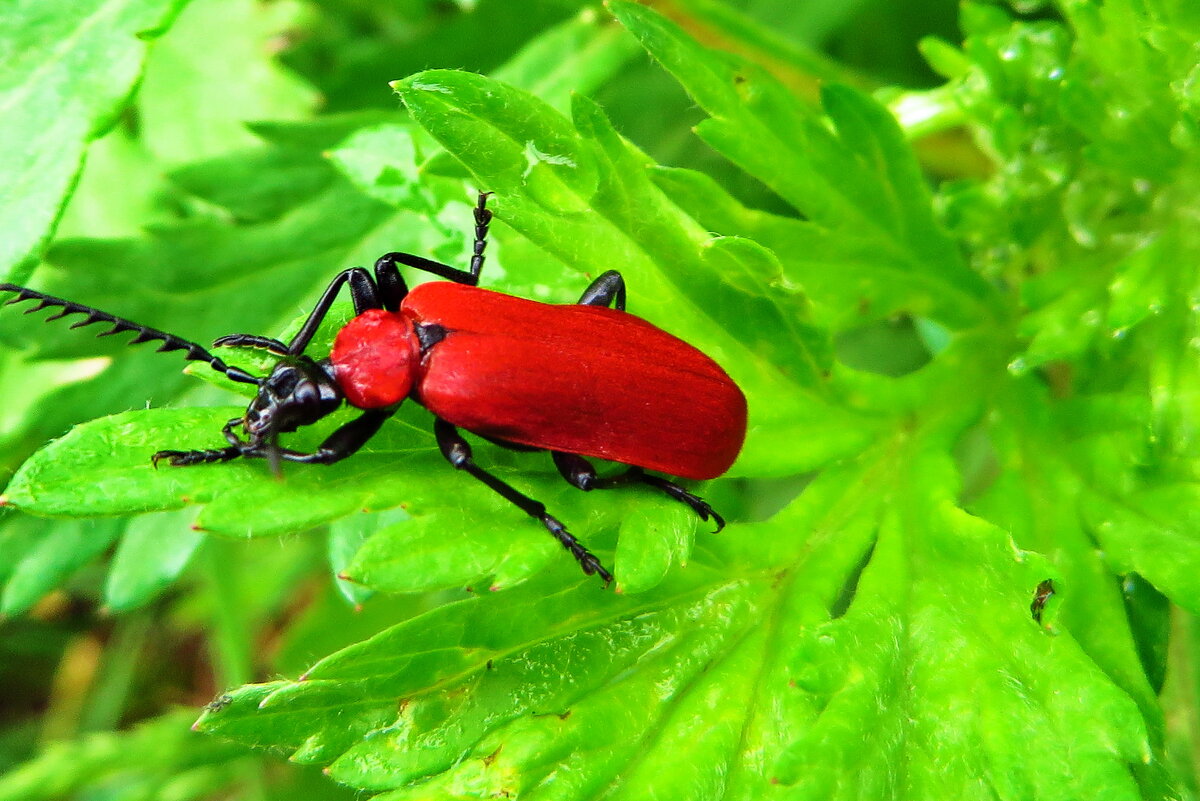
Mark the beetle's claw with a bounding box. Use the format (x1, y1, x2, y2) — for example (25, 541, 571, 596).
(581, 553, 614, 586)
(668, 487, 725, 533)
(151, 450, 183, 468)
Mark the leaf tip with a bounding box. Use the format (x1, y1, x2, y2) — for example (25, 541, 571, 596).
(0, 495, 9, 507)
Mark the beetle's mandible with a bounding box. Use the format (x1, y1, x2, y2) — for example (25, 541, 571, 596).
(0, 194, 747, 583)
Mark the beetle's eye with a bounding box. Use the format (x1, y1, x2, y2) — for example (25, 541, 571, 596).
(294, 384, 318, 407)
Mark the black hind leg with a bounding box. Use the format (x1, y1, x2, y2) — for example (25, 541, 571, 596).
(551, 452, 725, 532)
(435, 420, 613, 584)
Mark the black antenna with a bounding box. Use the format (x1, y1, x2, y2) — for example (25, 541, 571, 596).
(0, 283, 260, 385)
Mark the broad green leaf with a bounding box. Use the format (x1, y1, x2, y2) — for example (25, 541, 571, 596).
(1081, 483, 1200, 618)
(191, 445, 1170, 798)
(327, 125, 430, 210)
(612, 499, 697, 594)
(5, 404, 703, 592)
(4, 407, 436, 535)
(773, 492, 1149, 799)
(0, 0, 185, 281)
(968, 417, 1167, 742)
(343, 507, 560, 595)
(168, 145, 339, 223)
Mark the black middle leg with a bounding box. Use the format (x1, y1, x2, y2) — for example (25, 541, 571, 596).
(434, 419, 613, 584)
(372, 192, 495, 300)
(273, 408, 396, 464)
(552, 452, 725, 532)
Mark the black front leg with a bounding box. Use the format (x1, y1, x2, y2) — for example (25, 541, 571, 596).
(153, 411, 394, 468)
(152, 417, 249, 467)
(152, 446, 242, 467)
(552, 452, 725, 532)
(286, 268, 382, 356)
(273, 408, 395, 464)
(211, 334, 290, 355)
(434, 419, 613, 584)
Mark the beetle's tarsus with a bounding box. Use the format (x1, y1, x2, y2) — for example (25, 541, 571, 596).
(152, 447, 242, 467)
(551, 453, 728, 533)
(213, 333, 290, 355)
(541, 513, 613, 584)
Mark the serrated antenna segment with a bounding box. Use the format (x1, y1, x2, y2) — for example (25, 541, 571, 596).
(0, 283, 230, 372)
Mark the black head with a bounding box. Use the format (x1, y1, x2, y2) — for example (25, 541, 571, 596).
(152, 355, 348, 472)
(242, 357, 343, 444)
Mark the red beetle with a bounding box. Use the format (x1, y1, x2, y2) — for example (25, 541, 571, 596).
(0, 194, 747, 582)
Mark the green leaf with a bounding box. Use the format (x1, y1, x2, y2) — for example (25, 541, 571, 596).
(0, 0, 185, 281)
(194, 569, 779, 792)
(137, 0, 318, 165)
(328, 510, 411, 607)
(0, 709, 244, 801)
(343, 506, 559, 595)
(608, 1, 999, 330)
(103, 507, 204, 613)
(612, 499, 697, 594)
(1081, 483, 1200, 617)
(773, 491, 1150, 798)
(0, 517, 122, 617)
(168, 145, 339, 223)
(192, 446, 1171, 798)
(490, 9, 641, 114)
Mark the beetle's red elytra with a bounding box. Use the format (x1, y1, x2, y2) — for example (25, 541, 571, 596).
(0, 193, 747, 584)
(332, 282, 746, 480)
